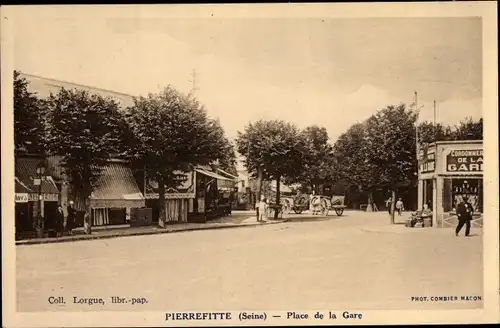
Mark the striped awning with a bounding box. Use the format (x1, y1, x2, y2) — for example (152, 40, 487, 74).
(90, 163, 145, 208)
(15, 157, 59, 195)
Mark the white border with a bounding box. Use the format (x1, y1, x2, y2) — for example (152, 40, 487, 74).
(2, 2, 499, 326)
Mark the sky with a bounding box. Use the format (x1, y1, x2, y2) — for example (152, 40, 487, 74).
(12, 9, 482, 149)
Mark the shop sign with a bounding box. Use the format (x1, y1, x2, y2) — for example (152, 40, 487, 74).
(419, 152, 435, 174)
(145, 193, 195, 199)
(15, 193, 28, 203)
(27, 193, 59, 202)
(446, 149, 483, 172)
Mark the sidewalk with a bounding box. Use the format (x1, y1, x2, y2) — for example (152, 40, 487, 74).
(15, 216, 288, 246)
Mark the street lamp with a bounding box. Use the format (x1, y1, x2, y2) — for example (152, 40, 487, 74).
(35, 162, 46, 238)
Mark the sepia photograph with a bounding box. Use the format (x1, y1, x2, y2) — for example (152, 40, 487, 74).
(2, 2, 498, 327)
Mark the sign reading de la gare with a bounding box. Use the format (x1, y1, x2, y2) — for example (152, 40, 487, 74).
(446, 149, 483, 172)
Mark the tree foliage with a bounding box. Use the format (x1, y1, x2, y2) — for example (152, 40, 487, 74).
(126, 86, 231, 224)
(418, 121, 454, 144)
(235, 120, 307, 182)
(14, 70, 46, 154)
(292, 125, 334, 193)
(363, 104, 418, 188)
(331, 123, 375, 190)
(452, 117, 483, 140)
(235, 119, 306, 218)
(418, 117, 482, 145)
(44, 88, 126, 231)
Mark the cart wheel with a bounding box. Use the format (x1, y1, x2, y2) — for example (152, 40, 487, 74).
(335, 208, 344, 216)
(294, 209, 303, 214)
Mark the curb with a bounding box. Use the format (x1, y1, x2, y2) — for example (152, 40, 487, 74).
(15, 219, 289, 246)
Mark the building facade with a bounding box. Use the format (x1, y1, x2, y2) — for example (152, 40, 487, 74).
(418, 140, 483, 228)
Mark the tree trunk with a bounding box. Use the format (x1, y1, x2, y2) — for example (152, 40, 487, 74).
(274, 175, 281, 219)
(158, 177, 166, 228)
(366, 189, 374, 212)
(83, 185, 92, 234)
(255, 167, 264, 219)
(390, 189, 396, 224)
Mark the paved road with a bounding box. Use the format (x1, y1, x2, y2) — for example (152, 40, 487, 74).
(16, 212, 483, 312)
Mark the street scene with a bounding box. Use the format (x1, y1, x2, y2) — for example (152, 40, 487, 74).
(7, 5, 488, 318)
(17, 211, 482, 312)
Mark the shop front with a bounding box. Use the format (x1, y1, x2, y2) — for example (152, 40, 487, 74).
(144, 170, 196, 224)
(84, 161, 145, 226)
(15, 157, 60, 238)
(417, 140, 483, 228)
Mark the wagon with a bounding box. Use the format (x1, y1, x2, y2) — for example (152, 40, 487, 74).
(280, 195, 309, 214)
(310, 195, 347, 216)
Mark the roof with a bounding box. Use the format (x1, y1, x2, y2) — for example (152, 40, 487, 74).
(431, 140, 483, 146)
(216, 168, 238, 180)
(195, 168, 233, 181)
(91, 163, 144, 200)
(20, 72, 136, 109)
(15, 177, 34, 193)
(15, 157, 59, 194)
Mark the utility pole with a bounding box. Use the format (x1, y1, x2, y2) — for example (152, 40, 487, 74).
(415, 91, 420, 157)
(433, 100, 437, 142)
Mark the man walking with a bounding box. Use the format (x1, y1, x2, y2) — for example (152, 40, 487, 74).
(395, 198, 404, 216)
(455, 195, 473, 237)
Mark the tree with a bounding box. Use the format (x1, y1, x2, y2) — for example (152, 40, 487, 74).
(44, 88, 126, 234)
(235, 120, 307, 218)
(418, 121, 454, 144)
(451, 117, 483, 140)
(331, 123, 379, 210)
(126, 86, 229, 226)
(291, 125, 334, 194)
(363, 104, 418, 224)
(14, 70, 46, 154)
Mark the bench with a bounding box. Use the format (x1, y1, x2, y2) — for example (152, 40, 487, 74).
(360, 204, 368, 211)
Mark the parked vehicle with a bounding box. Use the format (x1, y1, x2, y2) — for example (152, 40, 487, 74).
(310, 195, 347, 216)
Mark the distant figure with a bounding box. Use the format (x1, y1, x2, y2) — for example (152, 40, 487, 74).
(66, 201, 76, 235)
(395, 198, 404, 216)
(456, 195, 473, 237)
(55, 205, 65, 237)
(257, 196, 267, 222)
(385, 197, 393, 215)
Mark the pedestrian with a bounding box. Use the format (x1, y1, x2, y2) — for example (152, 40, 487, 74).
(385, 196, 393, 215)
(395, 198, 404, 216)
(455, 195, 473, 237)
(257, 196, 267, 222)
(55, 204, 65, 237)
(66, 201, 76, 235)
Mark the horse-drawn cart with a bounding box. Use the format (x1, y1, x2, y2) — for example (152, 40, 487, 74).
(280, 195, 309, 214)
(310, 195, 347, 216)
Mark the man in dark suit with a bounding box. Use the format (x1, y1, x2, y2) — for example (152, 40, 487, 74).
(55, 205, 65, 237)
(455, 195, 473, 237)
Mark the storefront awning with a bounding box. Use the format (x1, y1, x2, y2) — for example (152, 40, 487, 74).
(90, 163, 145, 208)
(195, 168, 233, 181)
(15, 157, 60, 196)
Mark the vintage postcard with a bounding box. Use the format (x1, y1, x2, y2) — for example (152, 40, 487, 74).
(2, 2, 499, 327)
